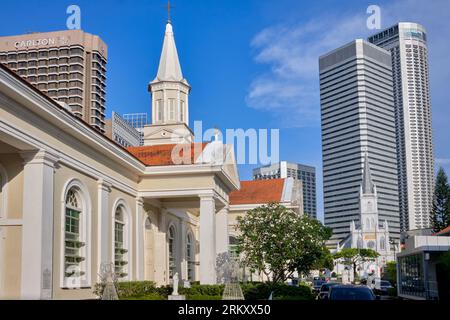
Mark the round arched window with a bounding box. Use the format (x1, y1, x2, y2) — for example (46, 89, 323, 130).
(114, 205, 128, 278)
(186, 233, 195, 281)
(64, 187, 85, 278)
(168, 226, 176, 279)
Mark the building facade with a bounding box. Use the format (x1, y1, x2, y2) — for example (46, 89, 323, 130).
(253, 161, 316, 219)
(105, 112, 141, 148)
(0, 20, 240, 300)
(332, 153, 396, 280)
(319, 39, 400, 242)
(397, 226, 450, 300)
(123, 113, 149, 146)
(0, 30, 107, 133)
(368, 23, 435, 232)
(228, 178, 303, 282)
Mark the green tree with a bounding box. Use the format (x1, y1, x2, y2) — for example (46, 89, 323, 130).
(311, 248, 334, 271)
(236, 203, 331, 284)
(382, 261, 397, 285)
(333, 248, 379, 282)
(430, 167, 450, 233)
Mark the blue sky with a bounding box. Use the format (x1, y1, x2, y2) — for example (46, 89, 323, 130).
(1, 0, 450, 222)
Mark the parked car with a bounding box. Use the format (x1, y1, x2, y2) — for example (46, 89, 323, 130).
(317, 282, 340, 300)
(313, 279, 327, 294)
(373, 280, 394, 296)
(328, 285, 378, 301)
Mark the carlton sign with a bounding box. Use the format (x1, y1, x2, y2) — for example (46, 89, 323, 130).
(14, 37, 69, 49)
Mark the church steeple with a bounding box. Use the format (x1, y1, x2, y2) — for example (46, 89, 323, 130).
(362, 151, 375, 194)
(144, 15, 193, 146)
(152, 22, 186, 84)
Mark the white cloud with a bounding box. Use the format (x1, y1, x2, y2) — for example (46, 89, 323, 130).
(247, 0, 450, 129)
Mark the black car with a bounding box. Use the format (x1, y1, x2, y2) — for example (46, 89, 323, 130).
(328, 285, 377, 301)
(317, 282, 339, 300)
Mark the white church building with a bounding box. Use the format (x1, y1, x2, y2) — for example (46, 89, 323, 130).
(332, 153, 397, 280)
(0, 19, 242, 299)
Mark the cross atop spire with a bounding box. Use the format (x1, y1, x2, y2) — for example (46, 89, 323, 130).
(166, 0, 174, 23)
(362, 151, 375, 194)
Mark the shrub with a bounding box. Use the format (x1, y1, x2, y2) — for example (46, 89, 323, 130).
(241, 282, 313, 300)
(93, 281, 159, 299)
(94, 281, 313, 300)
(180, 284, 224, 297)
(387, 287, 397, 297)
(187, 294, 222, 300)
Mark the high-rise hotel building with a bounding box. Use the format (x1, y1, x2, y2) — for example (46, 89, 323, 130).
(319, 39, 400, 241)
(368, 23, 435, 232)
(0, 30, 107, 133)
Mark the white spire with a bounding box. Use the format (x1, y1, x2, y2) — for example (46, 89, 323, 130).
(153, 22, 185, 83)
(362, 151, 375, 194)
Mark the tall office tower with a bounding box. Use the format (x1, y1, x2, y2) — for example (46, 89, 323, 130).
(123, 113, 149, 146)
(253, 161, 317, 219)
(368, 23, 435, 232)
(0, 30, 107, 133)
(319, 39, 400, 241)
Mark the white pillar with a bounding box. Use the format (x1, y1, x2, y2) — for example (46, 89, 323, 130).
(97, 179, 111, 278)
(135, 197, 145, 280)
(199, 195, 216, 284)
(20, 150, 58, 300)
(215, 206, 229, 255)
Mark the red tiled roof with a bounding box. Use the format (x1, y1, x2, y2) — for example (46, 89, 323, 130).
(127, 142, 208, 166)
(229, 179, 285, 205)
(435, 225, 450, 236)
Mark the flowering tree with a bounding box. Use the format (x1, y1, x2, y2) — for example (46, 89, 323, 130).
(333, 248, 380, 281)
(236, 203, 331, 284)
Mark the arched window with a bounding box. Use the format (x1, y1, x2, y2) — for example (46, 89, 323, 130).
(64, 187, 86, 279)
(186, 233, 195, 281)
(114, 205, 128, 279)
(366, 218, 370, 230)
(380, 236, 386, 250)
(168, 225, 176, 280)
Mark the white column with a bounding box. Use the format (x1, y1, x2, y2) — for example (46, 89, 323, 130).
(199, 195, 216, 284)
(20, 150, 58, 300)
(215, 206, 229, 255)
(97, 179, 111, 278)
(135, 197, 145, 280)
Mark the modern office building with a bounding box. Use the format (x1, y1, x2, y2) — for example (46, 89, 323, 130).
(319, 39, 400, 241)
(253, 161, 316, 219)
(368, 23, 435, 232)
(123, 113, 149, 146)
(0, 30, 107, 133)
(105, 112, 141, 148)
